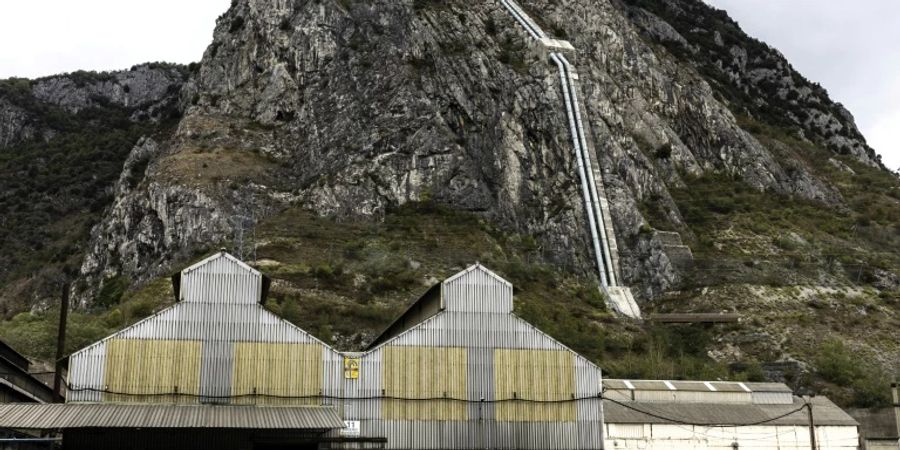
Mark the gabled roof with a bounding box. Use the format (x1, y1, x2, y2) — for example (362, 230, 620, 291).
(442, 263, 512, 288)
(171, 251, 271, 304)
(181, 251, 261, 276)
(366, 263, 514, 349)
(366, 283, 442, 350)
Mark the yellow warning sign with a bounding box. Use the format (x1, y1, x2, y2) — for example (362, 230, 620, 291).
(344, 357, 360, 379)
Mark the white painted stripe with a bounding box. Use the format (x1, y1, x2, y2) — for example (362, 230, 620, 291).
(663, 381, 676, 391)
(738, 382, 752, 393)
(623, 380, 635, 390)
(704, 381, 717, 392)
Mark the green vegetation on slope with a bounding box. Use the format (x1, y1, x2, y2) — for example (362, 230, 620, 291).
(639, 115, 900, 407)
(0, 202, 773, 395)
(0, 79, 180, 313)
(0, 278, 175, 359)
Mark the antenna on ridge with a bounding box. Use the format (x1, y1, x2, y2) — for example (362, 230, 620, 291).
(230, 213, 257, 263)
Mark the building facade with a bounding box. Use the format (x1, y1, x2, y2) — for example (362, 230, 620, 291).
(63, 253, 605, 449)
(0, 340, 55, 404)
(603, 379, 860, 449)
(0, 252, 861, 449)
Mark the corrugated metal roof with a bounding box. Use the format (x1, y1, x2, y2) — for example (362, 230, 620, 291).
(709, 381, 748, 393)
(628, 380, 670, 391)
(604, 396, 857, 426)
(0, 404, 343, 430)
(605, 379, 795, 393)
(746, 382, 794, 392)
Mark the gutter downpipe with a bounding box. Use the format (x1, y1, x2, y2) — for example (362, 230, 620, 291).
(551, 52, 611, 289)
(558, 54, 618, 287)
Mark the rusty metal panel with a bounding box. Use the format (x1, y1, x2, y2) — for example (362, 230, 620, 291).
(231, 343, 323, 406)
(493, 349, 576, 422)
(381, 347, 468, 420)
(103, 339, 201, 403)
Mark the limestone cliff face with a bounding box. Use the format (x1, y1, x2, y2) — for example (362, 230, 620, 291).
(620, 0, 879, 167)
(77, 0, 883, 301)
(0, 64, 187, 149)
(0, 64, 189, 311)
(0, 98, 39, 147)
(31, 64, 187, 115)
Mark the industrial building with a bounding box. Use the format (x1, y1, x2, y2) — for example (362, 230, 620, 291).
(0, 340, 55, 404)
(604, 379, 860, 449)
(0, 252, 863, 449)
(849, 385, 900, 450)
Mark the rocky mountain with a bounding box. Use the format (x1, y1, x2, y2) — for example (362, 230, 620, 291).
(1, 0, 897, 407)
(0, 64, 188, 312)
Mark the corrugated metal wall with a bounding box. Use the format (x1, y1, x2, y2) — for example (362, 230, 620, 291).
(68, 257, 605, 449)
(68, 253, 342, 406)
(441, 264, 513, 313)
(331, 265, 605, 450)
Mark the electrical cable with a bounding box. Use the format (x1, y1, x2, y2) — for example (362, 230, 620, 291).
(602, 396, 809, 428)
(65, 380, 815, 429)
(64, 380, 605, 405)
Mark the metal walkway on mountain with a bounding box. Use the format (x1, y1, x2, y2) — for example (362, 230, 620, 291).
(497, 0, 641, 318)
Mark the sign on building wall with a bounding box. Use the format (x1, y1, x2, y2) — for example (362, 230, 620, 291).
(341, 420, 361, 437)
(344, 357, 360, 379)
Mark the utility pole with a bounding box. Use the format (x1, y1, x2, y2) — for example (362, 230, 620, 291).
(53, 283, 70, 403)
(892, 382, 899, 442)
(806, 395, 817, 450)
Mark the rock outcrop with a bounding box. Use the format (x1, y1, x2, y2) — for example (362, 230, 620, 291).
(619, 0, 880, 167)
(76, 0, 885, 301)
(0, 64, 189, 149)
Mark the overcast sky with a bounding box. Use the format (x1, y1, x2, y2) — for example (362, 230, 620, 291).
(0, 0, 229, 79)
(705, 0, 900, 170)
(0, 0, 897, 170)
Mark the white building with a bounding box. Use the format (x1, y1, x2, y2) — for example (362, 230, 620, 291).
(603, 379, 859, 449)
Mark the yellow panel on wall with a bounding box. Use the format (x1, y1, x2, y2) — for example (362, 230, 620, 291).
(231, 343, 323, 406)
(494, 349, 576, 422)
(104, 339, 202, 403)
(382, 346, 468, 421)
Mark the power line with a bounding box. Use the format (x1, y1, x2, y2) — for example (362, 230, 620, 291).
(66, 382, 814, 429)
(602, 396, 809, 428)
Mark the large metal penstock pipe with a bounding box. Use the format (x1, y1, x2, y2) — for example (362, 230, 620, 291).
(498, 0, 543, 40)
(502, 0, 547, 39)
(551, 52, 610, 288)
(559, 54, 618, 286)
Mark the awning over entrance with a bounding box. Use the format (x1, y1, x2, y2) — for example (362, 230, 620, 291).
(0, 403, 344, 430)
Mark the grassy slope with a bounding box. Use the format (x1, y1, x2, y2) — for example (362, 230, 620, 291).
(0, 203, 785, 402)
(617, 0, 900, 406)
(641, 117, 900, 406)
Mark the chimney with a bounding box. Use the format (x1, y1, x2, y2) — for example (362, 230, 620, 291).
(53, 283, 69, 403)
(892, 382, 899, 440)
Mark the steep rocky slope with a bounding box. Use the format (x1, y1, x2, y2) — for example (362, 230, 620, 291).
(0, 0, 897, 407)
(0, 64, 189, 312)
